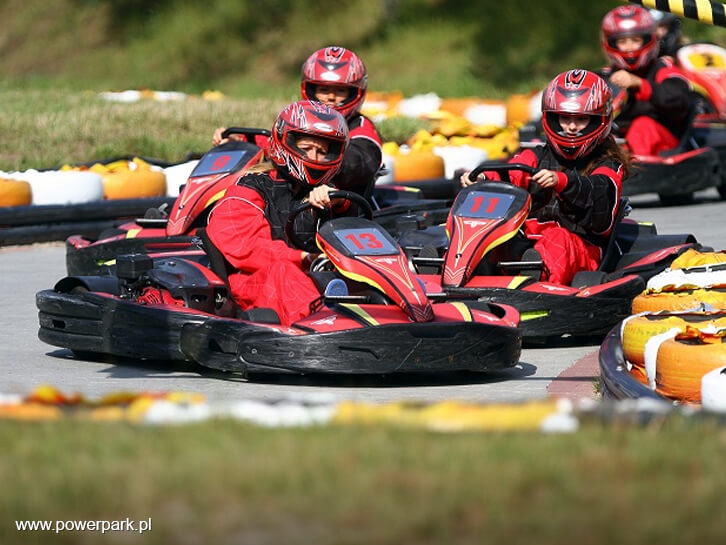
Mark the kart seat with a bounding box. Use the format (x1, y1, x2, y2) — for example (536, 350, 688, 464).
(597, 197, 631, 273)
(660, 98, 701, 156)
(197, 227, 234, 285)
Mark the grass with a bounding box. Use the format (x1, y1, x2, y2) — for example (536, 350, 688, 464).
(0, 90, 289, 171)
(2, 417, 726, 544)
(0, 89, 435, 171)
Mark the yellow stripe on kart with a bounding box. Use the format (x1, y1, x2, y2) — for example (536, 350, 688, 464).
(507, 276, 531, 289)
(450, 302, 473, 322)
(338, 304, 380, 326)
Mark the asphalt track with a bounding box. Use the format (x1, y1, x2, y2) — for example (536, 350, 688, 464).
(2, 188, 725, 403)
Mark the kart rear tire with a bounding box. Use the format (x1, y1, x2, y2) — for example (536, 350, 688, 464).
(658, 192, 693, 206)
(718, 184, 726, 200)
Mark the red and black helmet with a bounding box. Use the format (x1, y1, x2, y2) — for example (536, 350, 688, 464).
(268, 100, 349, 187)
(301, 46, 367, 119)
(541, 69, 613, 161)
(602, 5, 659, 71)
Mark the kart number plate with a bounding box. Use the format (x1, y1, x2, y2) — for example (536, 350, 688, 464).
(335, 227, 398, 255)
(191, 150, 253, 177)
(458, 191, 515, 219)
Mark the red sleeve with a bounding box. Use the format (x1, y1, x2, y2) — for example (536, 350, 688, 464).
(634, 78, 653, 101)
(349, 115, 382, 146)
(483, 148, 538, 189)
(206, 185, 304, 274)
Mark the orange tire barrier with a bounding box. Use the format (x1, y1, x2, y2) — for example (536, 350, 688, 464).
(656, 332, 726, 403)
(0, 178, 32, 207)
(506, 94, 533, 126)
(393, 151, 445, 182)
(631, 289, 726, 313)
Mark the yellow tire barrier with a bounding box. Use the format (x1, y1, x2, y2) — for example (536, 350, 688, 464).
(102, 169, 167, 200)
(631, 289, 726, 313)
(0, 178, 32, 207)
(670, 248, 726, 268)
(64, 158, 168, 200)
(392, 150, 445, 182)
(621, 312, 726, 384)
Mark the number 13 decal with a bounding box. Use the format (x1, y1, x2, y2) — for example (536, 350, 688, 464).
(345, 232, 383, 249)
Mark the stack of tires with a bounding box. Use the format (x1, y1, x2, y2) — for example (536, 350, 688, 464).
(618, 249, 726, 405)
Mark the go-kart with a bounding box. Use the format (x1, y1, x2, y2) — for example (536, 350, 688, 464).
(65, 128, 270, 275)
(65, 128, 452, 276)
(676, 43, 726, 199)
(398, 164, 701, 340)
(38, 191, 521, 376)
(517, 79, 724, 206)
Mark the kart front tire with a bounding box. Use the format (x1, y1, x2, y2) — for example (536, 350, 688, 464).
(658, 192, 693, 206)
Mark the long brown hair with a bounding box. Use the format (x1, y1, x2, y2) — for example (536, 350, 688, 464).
(581, 136, 632, 178)
(245, 160, 275, 174)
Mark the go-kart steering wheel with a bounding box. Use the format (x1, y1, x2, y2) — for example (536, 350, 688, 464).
(468, 162, 538, 183)
(285, 190, 374, 250)
(220, 127, 271, 141)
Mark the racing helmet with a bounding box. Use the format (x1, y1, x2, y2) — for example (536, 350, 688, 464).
(601, 5, 659, 71)
(649, 9, 682, 57)
(301, 46, 368, 119)
(541, 69, 613, 161)
(268, 100, 349, 187)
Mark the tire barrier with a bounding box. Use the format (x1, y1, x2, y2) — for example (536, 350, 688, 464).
(654, 327, 726, 402)
(0, 197, 175, 245)
(632, 288, 726, 313)
(621, 311, 726, 386)
(0, 178, 32, 207)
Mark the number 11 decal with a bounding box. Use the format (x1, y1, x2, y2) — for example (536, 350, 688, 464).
(470, 195, 500, 214)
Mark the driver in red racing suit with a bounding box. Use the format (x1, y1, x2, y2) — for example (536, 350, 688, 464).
(461, 69, 631, 286)
(213, 46, 382, 201)
(206, 100, 353, 325)
(599, 5, 692, 156)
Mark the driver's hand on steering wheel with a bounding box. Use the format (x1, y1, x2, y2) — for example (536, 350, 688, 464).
(212, 127, 229, 146)
(609, 70, 642, 90)
(212, 127, 246, 146)
(459, 170, 486, 188)
(307, 185, 344, 209)
(531, 169, 559, 189)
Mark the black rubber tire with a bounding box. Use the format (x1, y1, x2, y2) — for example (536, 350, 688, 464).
(658, 192, 694, 206)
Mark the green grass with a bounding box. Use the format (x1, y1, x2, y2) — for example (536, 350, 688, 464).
(0, 89, 436, 171)
(2, 417, 726, 544)
(0, 90, 289, 171)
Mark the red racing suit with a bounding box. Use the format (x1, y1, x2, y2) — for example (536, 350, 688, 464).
(206, 171, 327, 326)
(600, 58, 692, 155)
(332, 113, 383, 200)
(484, 144, 624, 285)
